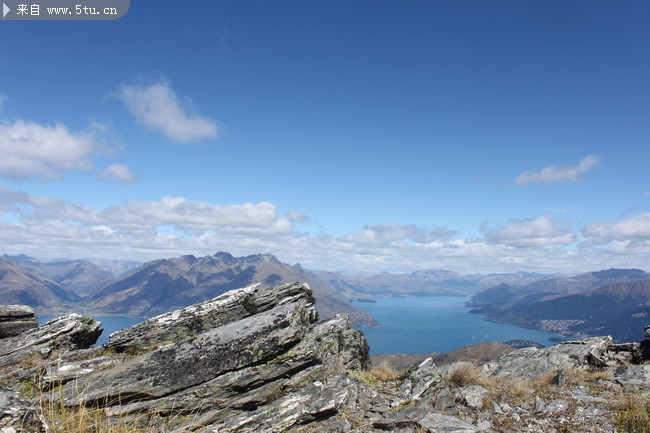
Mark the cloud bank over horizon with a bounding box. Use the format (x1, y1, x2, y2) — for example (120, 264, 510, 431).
(0, 184, 647, 275)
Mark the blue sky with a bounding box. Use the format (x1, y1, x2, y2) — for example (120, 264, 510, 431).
(0, 0, 649, 274)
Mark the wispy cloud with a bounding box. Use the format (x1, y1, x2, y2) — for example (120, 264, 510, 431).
(0, 94, 9, 114)
(114, 79, 219, 143)
(481, 216, 575, 247)
(0, 119, 99, 181)
(515, 155, 600, 186)
(97, 164, 137, 184)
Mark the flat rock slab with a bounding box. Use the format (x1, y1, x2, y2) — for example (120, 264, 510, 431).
(419, 413, 479, 433)
(0, 314, 102, 369)
(375, 407, 478, 433)
(613, 364, 650, 390)
(106, 282, 315, 351)
(63, 300, 314, 407)
(485, 336, 613, 379)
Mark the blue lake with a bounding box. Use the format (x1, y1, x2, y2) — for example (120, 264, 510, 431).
(353, 296, 565, 355)
(38, 316, 145, 346)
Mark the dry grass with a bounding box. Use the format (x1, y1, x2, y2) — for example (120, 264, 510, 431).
(446, 362, 484, 388)
(350, 361, 405, 387)
(563, 367, 611, 386)
(479, 376, 532, 407)
(25, 369, 202, 433)
(531, 370, 559, 391)
(17, 349, 61, 370)
(36, 389, 201, 433)
(370, 361, 404, 382)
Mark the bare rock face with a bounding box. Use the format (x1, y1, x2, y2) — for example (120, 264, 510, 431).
(0, 305, 38, 339)
(0, 314, 102, 370)
(0, 387, 48, 433)
(31, 283, 369, 432)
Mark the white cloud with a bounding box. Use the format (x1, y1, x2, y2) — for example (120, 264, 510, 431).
(0, 119, 98, 181)
(0, 188, 293, 237)
(97, 164, 137, 184)
(582, 213, 650, 244)
(114, 79, 219, 143)
(286, 209, 309, 223)
(1, 185, 649, 274)
(102, 197, 292, 235)
(481, 216, 575, 247)
(515, 155, 600, 186)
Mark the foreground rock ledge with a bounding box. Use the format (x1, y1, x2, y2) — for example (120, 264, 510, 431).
(0, 282, 648, 433)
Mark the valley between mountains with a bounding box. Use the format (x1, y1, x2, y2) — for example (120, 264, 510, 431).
(1, 252, 649, 343)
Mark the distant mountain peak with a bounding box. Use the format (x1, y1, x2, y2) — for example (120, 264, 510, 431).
(213, 251, 234, 260)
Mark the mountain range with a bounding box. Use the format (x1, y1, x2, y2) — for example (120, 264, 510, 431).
(0, 253, 378, 326)
(332, 269, 549, 299)
(468, 268, 650, 342)
(2, 252, 648, 341)
(83, 252, 378, 325)
(0, 257, 79, 311)
(5, 254, 118, 297)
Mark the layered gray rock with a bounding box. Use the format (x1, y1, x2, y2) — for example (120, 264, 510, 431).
(0, 314, 102, 369)
(42, 283, 370, 432)
(0, 305, 38, 339)
(105, 281, 311, 351)
(0, 387, 48, 433)
(484, 336, 630, 379)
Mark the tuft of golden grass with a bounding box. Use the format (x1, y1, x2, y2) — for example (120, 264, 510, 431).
(562, 367, 610, 386)
(370, 361, 404, 382)
(445, 362, 484, 388)
(349, 361, 405, 387)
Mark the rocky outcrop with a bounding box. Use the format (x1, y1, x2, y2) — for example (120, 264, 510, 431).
(1, 283, 371, 432)
(0, 314, 102, 370)
(0, 305, 38, 339)
(0, 283, 648, 433)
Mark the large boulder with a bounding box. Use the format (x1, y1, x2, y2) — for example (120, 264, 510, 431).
(0, 305, 38, 339)
(0, 314, 102, 370)
(484, 336, 623, 379)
